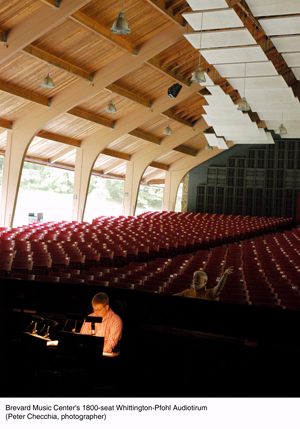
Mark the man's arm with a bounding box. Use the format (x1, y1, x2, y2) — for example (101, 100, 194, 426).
(213, 266, 234, 297)
(173, 289, 191, 297)
(103, 315, 123, 353)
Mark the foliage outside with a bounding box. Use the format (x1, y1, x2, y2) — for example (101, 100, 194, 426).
(0, 160, 183, 224)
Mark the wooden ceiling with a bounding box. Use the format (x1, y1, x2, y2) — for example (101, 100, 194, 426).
(0, 0, 299, 185)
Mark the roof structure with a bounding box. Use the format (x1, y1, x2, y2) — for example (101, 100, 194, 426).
(0, 0, 299, 224)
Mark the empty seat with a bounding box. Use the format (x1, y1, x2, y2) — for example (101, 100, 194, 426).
(35, 275, 60, 282)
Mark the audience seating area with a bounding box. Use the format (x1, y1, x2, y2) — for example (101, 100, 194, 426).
(1, 211, 299, 310)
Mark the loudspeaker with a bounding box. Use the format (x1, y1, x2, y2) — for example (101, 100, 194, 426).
(168, 83, 182, 99)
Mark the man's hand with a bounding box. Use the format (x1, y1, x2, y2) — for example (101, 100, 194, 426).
(224, 266, 234, 275)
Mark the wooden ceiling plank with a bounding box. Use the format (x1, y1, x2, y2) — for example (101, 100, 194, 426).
(128, 129, 161, 144)
(0, 31, 7, 43)
(67, 108, 114, 128)
(146, 179, 165, 185)
(145, 0, 186, 27)
(143, 168, 164, 182)
(0, 118, 12, 129)
(49, 146, 75, 163)
(0, 0, 91, 65)
(173, 144, 197, 156)
(0, 79, 50, 106)
(23, 44, 92, 82)
(70, 11, 137, 56)
(106, 84, 151, 108)
(102, 159, 126, 175)
(150, 161, 169, 170)
(93, 169, 125, 180)
(147, 57, 191, 87)
(163, 109, 195, 127)
(37, 130, 81, 147)
(102, 148, 131, 161)
(40, 0, 60, 7)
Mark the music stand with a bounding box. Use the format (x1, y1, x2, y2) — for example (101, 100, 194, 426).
(57, 331, 105, 363)
(85, 316, 103, 335)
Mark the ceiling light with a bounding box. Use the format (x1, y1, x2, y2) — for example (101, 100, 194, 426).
(190, 11, 206, 84)
(237, 97, 250, 112)
(277, 124, 287, 135)
(237, 63, 250, 112)
(111, 0, 131, 35)
(276, 112, 287, 135)
(40, 63, 54, 88)
(163, 119, 172, 135)
(191, 66, 206, 83)
(105, 92, 117, 113)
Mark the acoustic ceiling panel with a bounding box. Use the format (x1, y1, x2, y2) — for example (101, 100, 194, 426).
(257, 109, 300, 121)
(264, 120, 300, 138)
(204, 133, 228, 149)
(186, 0, 228, 11)
(204, 88, 235, 106)
(201, 45, 268, 65)
(182, 9, 243, 31)
(244, 88, 297, 104)
(214, 61, 278, 78)
(231, 131, 274, 145)
(203, 105, 243, 117)
(228, 75, 288, 92)
(292, 68, 300, 80)
(282, 53, 300, 67)
(247, 0, 300, 17)
(184, 28, 256, 49)
(259, 16, 300, 36)
(248, 99, 300, 112)
(202, 113, 255, 127)
(271, 35, 300, 53)
(213, 124, 261, 138)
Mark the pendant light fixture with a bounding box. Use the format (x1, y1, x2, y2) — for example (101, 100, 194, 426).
(237, 63, 250, 111)
(276, 111, 287, 135)
(163, 118, 173, 135)
(105, 92, 117, 113)
(40, 63, 54, 88)
(190, 11, 206, 84)
(111, 0, 131, 35)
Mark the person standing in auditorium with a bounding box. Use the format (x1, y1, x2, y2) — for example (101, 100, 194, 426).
(173, 266, 234, 300)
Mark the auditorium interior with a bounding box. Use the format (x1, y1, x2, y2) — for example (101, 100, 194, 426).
(1, 0, 300, 398)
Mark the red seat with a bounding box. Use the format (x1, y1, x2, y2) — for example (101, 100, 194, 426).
(35, 275, 60, 282)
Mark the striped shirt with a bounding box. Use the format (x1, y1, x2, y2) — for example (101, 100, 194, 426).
(80, 308, 123, 354)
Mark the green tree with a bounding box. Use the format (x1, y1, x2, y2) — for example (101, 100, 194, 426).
(104, 179, 124, 203)
(137, 185, 163, 210)
(20, 163, 74, 193)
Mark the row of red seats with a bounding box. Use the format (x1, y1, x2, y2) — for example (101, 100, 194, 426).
(0, 213, 298, 309)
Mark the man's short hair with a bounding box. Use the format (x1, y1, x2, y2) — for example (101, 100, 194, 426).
(92, 292, 109, 307)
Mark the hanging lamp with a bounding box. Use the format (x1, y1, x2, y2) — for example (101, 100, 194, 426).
(40, 63, 54, 88)
(191, 11, 206, 83)
(237, 63, 250, 111)
(205, 143, 213, 151)
(111, 0, 131, 35)
(105, 92, 117, 113)
(276, 111, 287, 135)
(163, 118, 172, 135)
